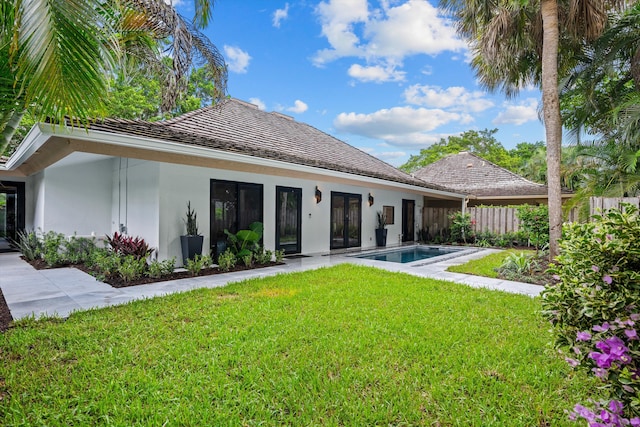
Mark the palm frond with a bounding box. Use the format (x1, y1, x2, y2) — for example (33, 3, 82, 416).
(14, 0, 115, 124)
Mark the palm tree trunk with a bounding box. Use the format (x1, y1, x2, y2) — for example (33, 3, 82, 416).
(0, 109, 25, 156)
(540, 0, 563, 260)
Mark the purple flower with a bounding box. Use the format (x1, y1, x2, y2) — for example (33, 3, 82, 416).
(565, 357, 580, 367)
(606, 234, 614, 240)
(573, 404, 597, 422)
(552, 274, 560, 281)
(625, 329, 638, 340)
(592, 265, 600, 272)
(590, 336, 630, 369)
(603, 275, 613, 285)
(631, 313, 640, 321)
(577, 331, 592, 341)
(593, 323, 611, 332)
(631, 417, 640, 427)
(592, 367, 607, 379)
(608, 400, 623, 414)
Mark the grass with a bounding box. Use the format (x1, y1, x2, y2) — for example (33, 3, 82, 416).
(1, 264, 593, 426)
(446, 249, 534, 278)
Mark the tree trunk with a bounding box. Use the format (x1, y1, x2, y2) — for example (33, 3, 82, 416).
(0, 109, 25, 156)
(540, 0, 563, 261)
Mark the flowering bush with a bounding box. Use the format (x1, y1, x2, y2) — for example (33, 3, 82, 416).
(542, 205, 640, 425)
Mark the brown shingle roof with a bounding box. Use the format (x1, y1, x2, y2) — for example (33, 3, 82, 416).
(413, 152, 553, 198)
(87, 98, 452, 192)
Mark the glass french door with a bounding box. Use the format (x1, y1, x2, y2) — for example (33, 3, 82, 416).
(276, 186, 302, 254)
(210, 180, 263, 258)
(330, 192, 361, 249)
(402, 199, 415, 242)
(0, 181, 25, 249)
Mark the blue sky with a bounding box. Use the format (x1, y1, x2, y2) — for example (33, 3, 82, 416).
(175, 0, 546, 167)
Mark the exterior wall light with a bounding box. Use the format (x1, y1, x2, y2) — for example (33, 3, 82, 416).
(315, 186, 322, 203)
(368, 193, 374, 206)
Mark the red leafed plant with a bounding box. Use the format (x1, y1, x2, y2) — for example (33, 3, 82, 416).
(105, 232, 154, 260)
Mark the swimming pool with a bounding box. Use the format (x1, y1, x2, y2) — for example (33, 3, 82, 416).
(352, 246, 465, 264)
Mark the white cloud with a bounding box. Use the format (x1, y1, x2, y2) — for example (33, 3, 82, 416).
(376, 151, 407, 161)
(334, 106, 463, 147)
(313, 0, 465, 67)
(347, 63, 405, 83)
(493, 98, 539, 125)
(286, 100, 308, 114)
(273, 3, 289, 28)
(223, 45, 251, 73)
(249, 98, 266, 110)
(403, 84, 494, 113)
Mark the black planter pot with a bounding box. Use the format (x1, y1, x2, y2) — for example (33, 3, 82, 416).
(180, 235, 204, 264)
(375, 228, 388, 247)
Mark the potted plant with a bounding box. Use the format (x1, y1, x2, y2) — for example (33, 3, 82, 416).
(375, 210, 388, 247)
(180, 201, 203, 265)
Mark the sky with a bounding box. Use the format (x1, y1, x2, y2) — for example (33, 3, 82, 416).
(174, 0, 546, 167)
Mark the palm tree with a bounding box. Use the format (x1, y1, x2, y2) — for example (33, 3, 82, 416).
(441, 0, 624, 258)
(0, 0, 227, 155)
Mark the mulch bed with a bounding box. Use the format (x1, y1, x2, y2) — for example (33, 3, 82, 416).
(22, 257, 284, 288)
(75, 262, 284, 288)
(0, 288, 13, 332)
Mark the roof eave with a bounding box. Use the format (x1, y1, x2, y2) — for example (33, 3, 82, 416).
(13, 123, 466, 200)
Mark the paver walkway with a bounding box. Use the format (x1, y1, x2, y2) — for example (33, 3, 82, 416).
(0, 248, 543, 321)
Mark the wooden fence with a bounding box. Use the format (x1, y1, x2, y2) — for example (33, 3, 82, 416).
(422, 198, 637, 238)
(422, 205, 579, 237)
(589, 197, 640, 217)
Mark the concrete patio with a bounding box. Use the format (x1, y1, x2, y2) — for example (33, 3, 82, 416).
(0, 248, 543, 322)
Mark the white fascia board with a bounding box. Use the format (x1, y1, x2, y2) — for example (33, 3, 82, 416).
(4, 123, 53, 170)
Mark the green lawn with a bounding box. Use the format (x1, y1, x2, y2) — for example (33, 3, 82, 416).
(446, 249, 533, 278)
(1, 265, 592, 426)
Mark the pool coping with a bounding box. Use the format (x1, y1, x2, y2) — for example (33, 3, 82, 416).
(347, 244, 482, 267)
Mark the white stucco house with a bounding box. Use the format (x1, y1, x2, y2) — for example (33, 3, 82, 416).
(0, 98, 465, 263)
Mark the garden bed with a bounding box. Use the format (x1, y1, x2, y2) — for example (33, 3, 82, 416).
(23, 256, 284, 288)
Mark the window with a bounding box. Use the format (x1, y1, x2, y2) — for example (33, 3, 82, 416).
(383, 205, 394, 225)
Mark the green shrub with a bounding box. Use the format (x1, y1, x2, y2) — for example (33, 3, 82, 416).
(274, 249, 285, 263)
(63, 235, 97, 264)
(242, 252, 253, 267)
(516, 205, 549, 250)
(217, 248, 236, 272)
(89, 249, 122, 280)
(118, 255, 147, 283)
(147, 258, 176, 279)
(449, 212, 473, 243)
(41, 231, 66, 267)
(185, 254, 212, 276)
(224, 222, 263, 258)
(15, 230, 42, 261)
(498, 252, 535, 279)
(541, 205, 640, 422)
(254, 247, 273, 265)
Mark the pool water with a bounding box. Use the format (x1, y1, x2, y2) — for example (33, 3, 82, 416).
(354, 246, 462, 263)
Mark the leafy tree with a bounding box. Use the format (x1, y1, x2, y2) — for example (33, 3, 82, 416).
(442, 0, 624, 259)
(0, 0, 227, 155)
(400, 129, 518, 172)
(561, 3, 640, 144)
